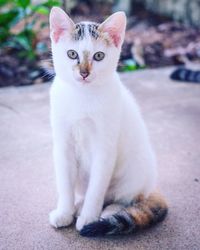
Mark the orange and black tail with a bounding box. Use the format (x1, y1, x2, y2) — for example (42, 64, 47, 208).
(80, 193, 168, 237)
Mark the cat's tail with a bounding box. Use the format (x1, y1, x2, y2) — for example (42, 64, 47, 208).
(80, 192, 168, 237)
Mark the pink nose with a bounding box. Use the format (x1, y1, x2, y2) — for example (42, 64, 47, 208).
(80, 71, 89, 79)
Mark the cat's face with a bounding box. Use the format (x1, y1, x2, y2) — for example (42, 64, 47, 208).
(49, 7, 126, 85)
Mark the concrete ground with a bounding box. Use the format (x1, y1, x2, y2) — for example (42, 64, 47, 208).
(0, 68, 200, 250)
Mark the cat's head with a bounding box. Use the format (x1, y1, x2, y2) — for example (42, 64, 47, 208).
(49, 7, 126, 85)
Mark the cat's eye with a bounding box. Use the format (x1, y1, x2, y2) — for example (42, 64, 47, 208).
(67, 50, 78, 59)
(93, 51, 105, 61)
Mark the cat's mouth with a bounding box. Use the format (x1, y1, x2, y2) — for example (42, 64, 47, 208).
(77, 77, 91, 84)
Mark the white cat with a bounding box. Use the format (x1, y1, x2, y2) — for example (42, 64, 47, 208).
(49, 7, 167, 237)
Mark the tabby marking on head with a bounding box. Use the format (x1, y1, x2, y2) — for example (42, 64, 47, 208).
(73, 22, 100, 41)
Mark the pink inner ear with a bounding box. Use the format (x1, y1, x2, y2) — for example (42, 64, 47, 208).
(100, 12, 126, 48)
(51, 20, 69, 43)
(50, 7, 75, 43)
(104, 27, 121, 47)
(52, 28, 65, 43)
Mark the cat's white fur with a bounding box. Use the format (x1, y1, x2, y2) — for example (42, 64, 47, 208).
(49, 7, 157, 231)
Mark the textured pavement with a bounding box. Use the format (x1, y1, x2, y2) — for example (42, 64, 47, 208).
(0, 68, 200, 250)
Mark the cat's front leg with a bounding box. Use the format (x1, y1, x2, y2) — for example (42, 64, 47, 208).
(49, 132, 77, 228)
(76, 137, 117, 231)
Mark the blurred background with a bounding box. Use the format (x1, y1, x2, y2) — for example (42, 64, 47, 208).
(0, 0, 200, 87)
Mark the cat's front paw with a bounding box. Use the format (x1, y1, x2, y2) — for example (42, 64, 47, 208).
(49, 209, 74, 228)
(76, 214, 98, 231)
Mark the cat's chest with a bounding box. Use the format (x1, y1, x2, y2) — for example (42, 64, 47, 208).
(71, 117, 96, 164)
(72, 117, 95, 142)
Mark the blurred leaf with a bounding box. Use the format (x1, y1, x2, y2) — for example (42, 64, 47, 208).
(14, 34, 31, 50)
(25, 6, 32, 16)
(15, 0, 31, 9)
(34, 5, 49, 15)
(18, 49, 36, 60)
(0, 10, 18, 26)
(0, 0, 53, 61)
(40, 22, 48, 29)
(3, 38, 21, 50)
(0, 0, 12, 7)
(43, 0, 61, 8)
(9, 8, 25, 27)
(27, 50, 36, 60)
(22, 29, 35, 41)
(0, 27, 9, 43)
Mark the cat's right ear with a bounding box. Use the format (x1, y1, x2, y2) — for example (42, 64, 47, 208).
(98, 12, 126, 48)
(49, 7, 75, 43)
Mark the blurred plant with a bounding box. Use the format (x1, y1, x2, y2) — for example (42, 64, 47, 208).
(0, 0, 61, 60)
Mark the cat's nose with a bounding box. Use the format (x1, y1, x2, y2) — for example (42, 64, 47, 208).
(80, 71, 89, 79)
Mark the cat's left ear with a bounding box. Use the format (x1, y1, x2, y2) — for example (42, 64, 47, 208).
(49, 7, 75, 43)
(98, 12, 126, 48)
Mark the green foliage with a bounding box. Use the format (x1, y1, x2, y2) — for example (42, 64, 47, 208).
(0, 0, 61, 60)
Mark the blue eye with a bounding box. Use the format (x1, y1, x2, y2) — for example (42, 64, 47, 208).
(93, 51, 105, 61)
(67, 50, 78, 59)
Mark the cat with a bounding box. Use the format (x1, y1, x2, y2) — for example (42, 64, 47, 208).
(49, 7, 168, 237)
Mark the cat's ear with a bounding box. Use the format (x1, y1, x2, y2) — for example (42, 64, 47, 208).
(49, 7, 75, 43)
(99, 12, 126, 48)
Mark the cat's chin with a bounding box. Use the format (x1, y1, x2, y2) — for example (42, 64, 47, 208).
(76, 77, 91, 84)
